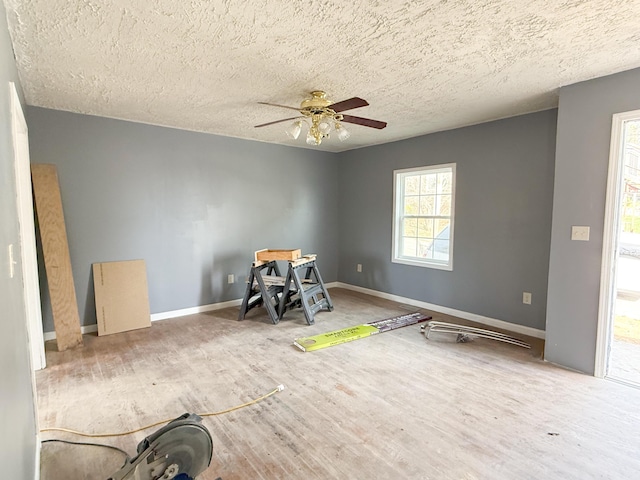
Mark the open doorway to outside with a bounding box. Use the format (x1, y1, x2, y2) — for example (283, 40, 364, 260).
(597, 111, 640, 386)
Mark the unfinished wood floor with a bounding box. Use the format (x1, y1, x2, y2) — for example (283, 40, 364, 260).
(38, 288, 640, 479)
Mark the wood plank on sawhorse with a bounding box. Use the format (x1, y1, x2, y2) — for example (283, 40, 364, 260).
(238, 260, 285, 324)
(31, 164, 83, 351)
(279, 256, 333, 325)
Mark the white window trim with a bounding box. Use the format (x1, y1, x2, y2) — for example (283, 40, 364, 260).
(392, 163, 456, 271)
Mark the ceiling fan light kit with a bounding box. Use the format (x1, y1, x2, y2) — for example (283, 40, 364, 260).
(256, 90, 386, 146)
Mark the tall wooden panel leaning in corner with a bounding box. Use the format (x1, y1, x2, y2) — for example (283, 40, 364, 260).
(31, 164, 83, 351)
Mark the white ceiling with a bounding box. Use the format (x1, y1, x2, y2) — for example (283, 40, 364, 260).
(5, 0, 640, 152)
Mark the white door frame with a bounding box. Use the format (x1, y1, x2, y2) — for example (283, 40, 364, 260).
(10, 82, 46, 371)
(595, 109, 640, 377)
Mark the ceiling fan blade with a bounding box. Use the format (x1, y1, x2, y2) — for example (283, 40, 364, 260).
(341, 114, 387, 129)
(329, 97, 369, 113)
(258, 102, 301, 112)
(254, 117, 300, 128)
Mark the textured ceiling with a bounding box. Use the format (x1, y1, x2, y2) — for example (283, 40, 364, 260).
(5, 0, 640, 152)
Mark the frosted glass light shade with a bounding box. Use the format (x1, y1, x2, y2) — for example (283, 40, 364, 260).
(286, 120, 303, 140)
(336, 123, 350, 141)
(306, 132, 318, 145)
(318, 121, 331, 134)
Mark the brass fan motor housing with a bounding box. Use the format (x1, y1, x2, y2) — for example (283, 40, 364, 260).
(297, 91, 343, 144)
(300, 90, 332, 111)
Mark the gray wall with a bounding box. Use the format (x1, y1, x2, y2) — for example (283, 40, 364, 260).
(338, 110, 557, 331)
(28, 107, 559, 337)
(26, 107, 339, 330)
(0, 2, 38, 478)
(545, 68, 640, 374)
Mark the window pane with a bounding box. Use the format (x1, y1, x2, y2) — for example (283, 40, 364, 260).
(419, 195, 435, 215)
(418, 239, 433, 259)
(404, 175, 420, 195)
(438, 172, 452, 194)
(403, 218, 417, 237)
(436, 219, 450, 237)
(421, 174, 437, 194)
(437, 194, 451, 215)
(402, 237, 417, 257)
(417, 218, 434, 238)
(404, 196, 419, 215)
(433, 239, 450, 260)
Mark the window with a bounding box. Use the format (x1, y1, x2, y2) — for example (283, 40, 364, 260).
(392, 163, 456, 270)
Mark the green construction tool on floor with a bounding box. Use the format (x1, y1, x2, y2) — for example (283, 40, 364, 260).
(294, 312, 431, 351)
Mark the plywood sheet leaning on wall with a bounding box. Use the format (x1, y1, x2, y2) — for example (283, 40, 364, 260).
(93, 260, 151, 336)
(31, 164, 83, 351)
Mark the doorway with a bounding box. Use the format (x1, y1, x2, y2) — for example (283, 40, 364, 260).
(597, 110, 640, 386)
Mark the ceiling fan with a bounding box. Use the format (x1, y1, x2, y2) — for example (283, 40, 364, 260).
(255, 90, 387, 146)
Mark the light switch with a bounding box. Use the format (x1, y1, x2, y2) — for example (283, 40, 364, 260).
(571, 226, 590, 241)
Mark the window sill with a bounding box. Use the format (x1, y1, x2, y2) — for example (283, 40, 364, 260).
(392, 257, 453, 271)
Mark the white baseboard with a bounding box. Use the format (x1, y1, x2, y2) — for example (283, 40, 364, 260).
(34, 433, 41, 480)
(42, 281, 543, 340)
(333, 282, 545, 339)
(149, 286, 342, 321)
(43, 324, 98, 341)
(43, 298, 245, 340)
(150, 298, 243, 321)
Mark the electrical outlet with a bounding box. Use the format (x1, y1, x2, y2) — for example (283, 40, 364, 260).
(523, 292, 532, 305)
(227, 274, 234, 284)
(571, 226, 590, 241)
(357, 264, 362, 273)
